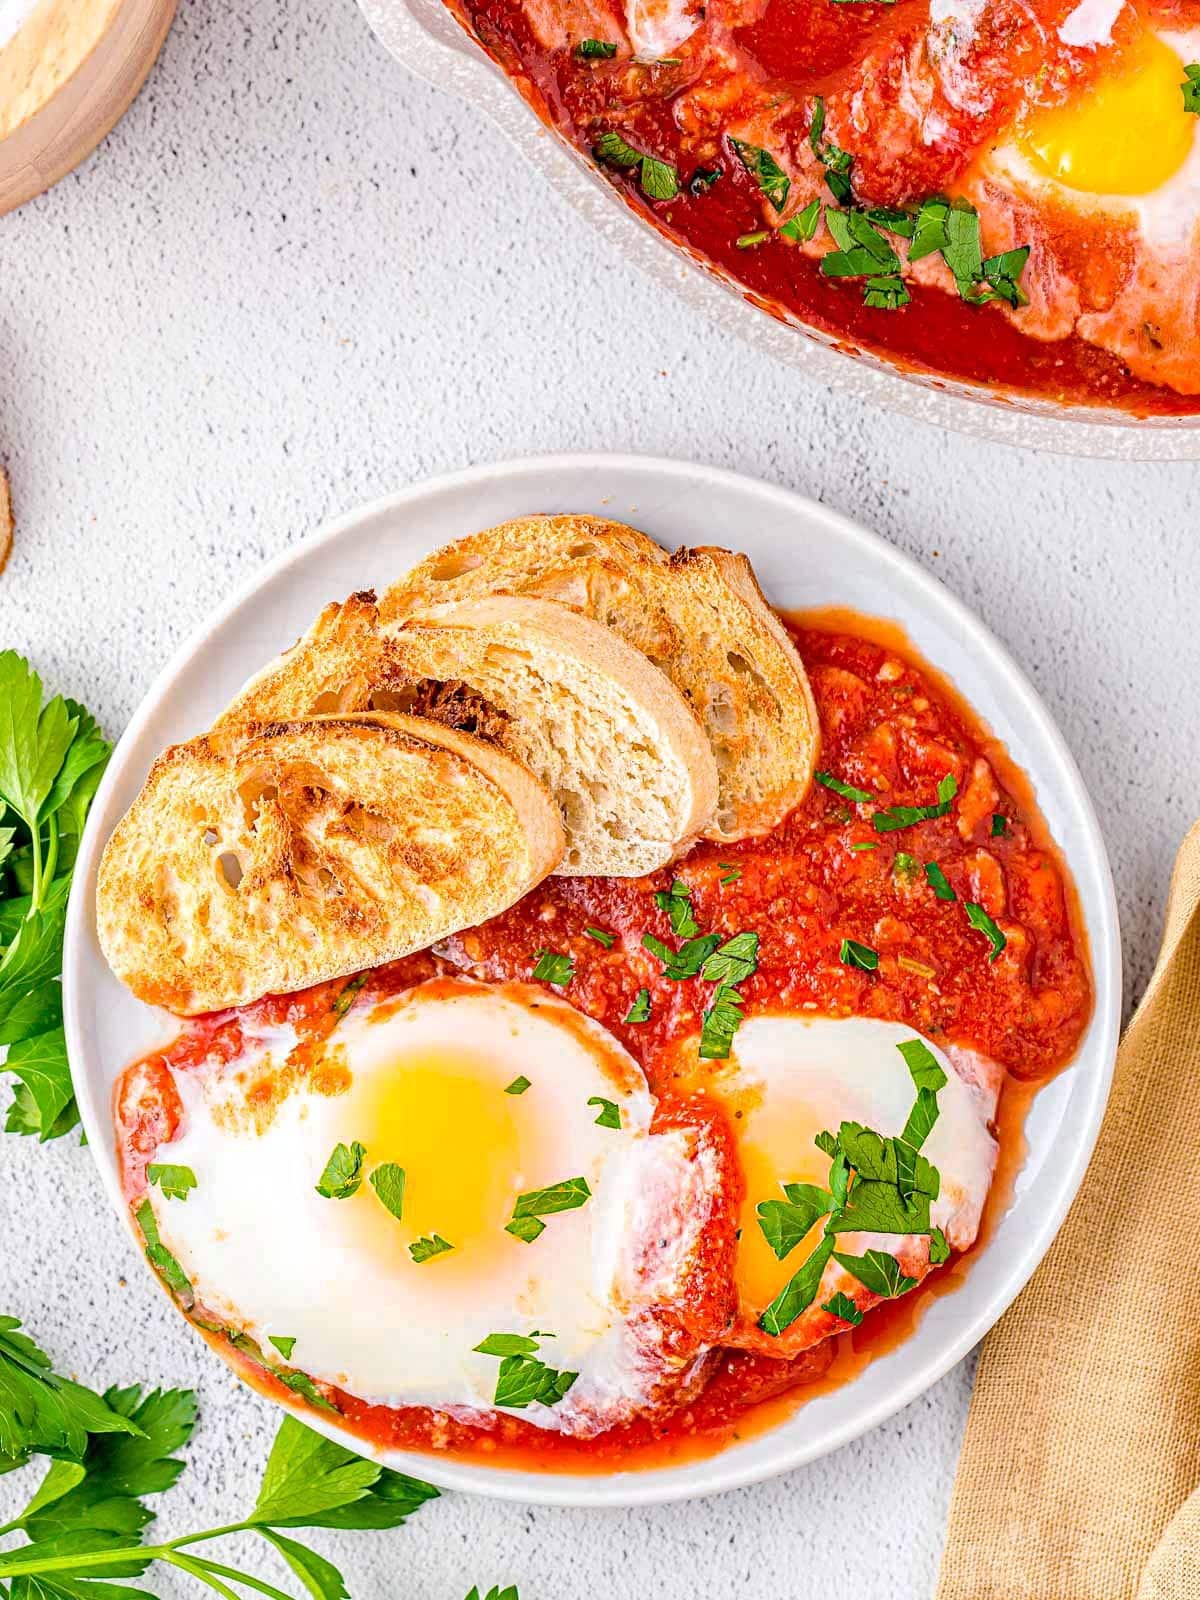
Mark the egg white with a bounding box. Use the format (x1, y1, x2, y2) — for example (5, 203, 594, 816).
(144, 979, 717, 1435)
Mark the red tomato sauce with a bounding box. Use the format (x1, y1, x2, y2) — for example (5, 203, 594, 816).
(444, 0, 1200, 416)
(114, 612, 1092, 1473)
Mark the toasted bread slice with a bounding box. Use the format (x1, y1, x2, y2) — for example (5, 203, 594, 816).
(211, 590, 384, 738)
(376, 595, 719, 876)
(380, 516, 819, 840)
(96, 712, 564, 1015)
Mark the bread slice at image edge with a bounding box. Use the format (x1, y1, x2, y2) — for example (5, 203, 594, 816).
(96, 712, 564, 1015)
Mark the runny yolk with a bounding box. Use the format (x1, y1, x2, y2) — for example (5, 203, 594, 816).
(1018, 30, 1195, 196)
(734, 1097, 833, 1315)
(347, 1049, 523, 1272)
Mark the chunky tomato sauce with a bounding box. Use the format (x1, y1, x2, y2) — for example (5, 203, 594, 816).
(444, 0, 1200, 414)
(114, 612, 1092, 1472)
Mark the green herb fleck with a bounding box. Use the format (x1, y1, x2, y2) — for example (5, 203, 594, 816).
(816, 770, 872, 804)
(532, 948, 574, 986)
(409, 1234, 453, 1264)
(588, 1096, 621, 1130)
(839, 938, 878, 972)
(316, 1141, 366, 1200)
(505, 1075, 531, 1095)
(146, 1163, 197, 1202)
(964, 901, 1006, 960)
(924, 861, 956, 901)
(625, 987, 652, 1023)
(585, 926, 616, 948)
(368, 1162, 406, 1221)
(575, 36, 617, 57)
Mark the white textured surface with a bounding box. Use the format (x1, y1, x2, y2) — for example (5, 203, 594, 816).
(0, 2, 1195, 1597)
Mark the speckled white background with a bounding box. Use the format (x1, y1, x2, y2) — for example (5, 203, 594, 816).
(0, 3, 1196, 1597)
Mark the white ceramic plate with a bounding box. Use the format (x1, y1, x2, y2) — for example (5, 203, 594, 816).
(64, 453, 1121, 1505)
(357, 0, 1200, 460)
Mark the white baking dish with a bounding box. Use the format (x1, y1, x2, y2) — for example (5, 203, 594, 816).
(358, 0, 1200, 458)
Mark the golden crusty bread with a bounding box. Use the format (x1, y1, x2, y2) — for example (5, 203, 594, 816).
(96, 712, 564, 1015)
(378, 516, 820, 841)
(210, 590, 383, 737)
(375, 594, 719, 876)
(212, 591, 719, 878)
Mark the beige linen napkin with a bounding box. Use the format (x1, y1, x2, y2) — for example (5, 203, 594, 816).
(937, 822, 1200, 1600)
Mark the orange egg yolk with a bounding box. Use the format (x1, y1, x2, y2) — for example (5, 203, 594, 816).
(729, 1092, 833, 1315)
(346, 1048, 523, 1274)
(1018, 30, 1195, 196)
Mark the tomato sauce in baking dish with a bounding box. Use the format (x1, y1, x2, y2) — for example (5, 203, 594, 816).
(113, 611, 1091, 1472)
(441, 0, 1200, 413)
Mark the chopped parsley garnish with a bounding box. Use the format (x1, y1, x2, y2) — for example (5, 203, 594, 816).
(822, 1291, 863, 1325)
(729, 137, 790, 211)
(701, 930, 759, 986)
(780, 197, 821, 241)
(839, 938, 878, 972)
(698, 982, 745, 1060)
(924, 861, 956, 901)
(832, 1247, 919, 1299)
(757, 1182, 833, 1260)
(585, 926, 615, 948)
(864, 274, 910, 310)
(655, 878, 699, 938)
(315, 1140, 366, 1200)
(575, 36, 617, 57)
(268, 1334, 297, 1359)
(642, 930, 722, 979)
(505, 1075, 531, 1095)
(368, 1162, 406, 1221)
(505, 1177, 592, 1242)
(809, 95, 853, 203)
(873, 773, 958, 833)
(588, 1096, 621, 1129)
(991, 813, 1008, 836)
(965, 901, 1006, 961)
(718, 861, 742, 884)
(593, 131, 680, 202)
(689, 165, 723, 195)
(851, 841, 878, 852)
(736, 230, 770, 249)
(823, 207, 900, 277)
(893, 851, 919, 878)
(756, 1036, 946, 1335)
(532, 948, 574, 986)
(146, 1163, 197, 1202)
(409, 1234, 453, 1263)
(332, 972, 368, 1018)
(625, 987, 652, 1023)
(1184, 63, 1200, 112)
(135, 1197, 194, 1306)
(474, 1333, 578, 1410)
(816, 770, 872, 804)
(909, 196, 1030, 306)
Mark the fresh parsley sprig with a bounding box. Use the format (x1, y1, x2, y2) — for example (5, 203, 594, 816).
(0, 653, 111, 1141)
(0, 1316, 441, 1600)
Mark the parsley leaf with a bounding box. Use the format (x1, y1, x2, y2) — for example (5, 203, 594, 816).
(780, 198, 821, 241)
(924, 861, 955, 900)
(507, 1177, 591, 1242)
(929, 1226, 951, 1264)
(575, 37, 617, 57)
(642, 930, 721, 979)
(408, 1234, 453, 1264)
(3, 1029, 73, 1141)
(756, 1184, 833, 1259)
(315, 1141, 366, 1200)
(584, 927, 615, 949)
(833, 1247, 919, 1299)
(822, 1291, 863, 1326)
(133, 1200, 193, 1308)
(965, 901, 1006, 960)
(839, 938, 878, 972)
(269, 1336, 297, 1360)
(1184, 62, 1200, 111)
(700, 931, 759, 986)
(0, 1319, 142, 1466)
(531, 948, 574, 986)
(758, 1236, 836, 1335)
(146, 1165, 197, 1203)
(624, 987, 652, 1023)
(504, 1075, 531, 1095)
(655, 879, 698, 938)
(873, 772, 958, 832)
(698, 982, 745, 1060)
(587, 1096, 621, 1129)
(474, 1334, 577, 1410)
(897, 1037, 948, 1093)
(991, 813, 1008, 836)
(730, 138, 790, 210)
(367, 1163, 405, 1221)
(331, 973, 367, 1019)
(816, 770, 872, 804)
(594, 131, 679, 201)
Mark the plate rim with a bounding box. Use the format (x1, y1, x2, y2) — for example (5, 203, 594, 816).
(63, 450, 1123, 1505)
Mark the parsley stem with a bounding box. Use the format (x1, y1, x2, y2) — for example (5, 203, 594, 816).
(164, 1550, 246, 1600)
(40, 813, 58, 904)
(169, 1550, 297, 1600)
(167, 1522, 257, 1550)
(27, 815, 43, 913)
